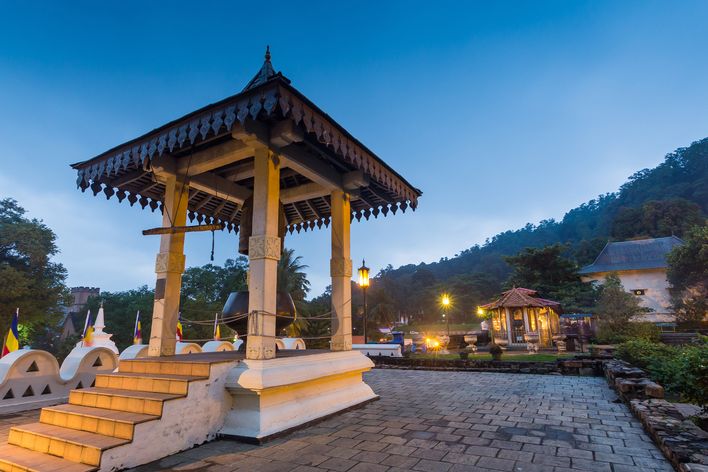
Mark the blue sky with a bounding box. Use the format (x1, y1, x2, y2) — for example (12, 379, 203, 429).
(1, 1, 708, 297)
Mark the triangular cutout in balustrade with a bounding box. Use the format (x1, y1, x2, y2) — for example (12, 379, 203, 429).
(92, 357, 103, 367)
(41, 385, 51, 395)
(75, 381, 84, 389)
(26, 361, 39, 372)
(22, 386, 34, 397)
(3, 389, 14, 399)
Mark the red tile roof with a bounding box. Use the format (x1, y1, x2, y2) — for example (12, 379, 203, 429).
(480, 287, 561, 310)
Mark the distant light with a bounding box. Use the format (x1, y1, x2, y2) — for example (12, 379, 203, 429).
(441, 294, 451, 306)
(477, 307, 485, 316)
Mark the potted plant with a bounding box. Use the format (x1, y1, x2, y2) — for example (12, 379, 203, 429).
(489, 343, 503, 361)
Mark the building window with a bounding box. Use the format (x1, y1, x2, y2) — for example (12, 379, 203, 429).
(632, 289, 646, 296)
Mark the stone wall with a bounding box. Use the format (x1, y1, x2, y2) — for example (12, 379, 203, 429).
(603, 359, 707, 471)
(370, 355, 604, 376)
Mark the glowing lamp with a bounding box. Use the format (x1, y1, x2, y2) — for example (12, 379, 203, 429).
(358, 259, 370, 288)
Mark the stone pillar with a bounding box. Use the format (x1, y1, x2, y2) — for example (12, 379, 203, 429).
(148, 175, 188, 357)
(246, 148, 281, 360)
(330, 190, 352, 351)
(504, 307, 512, 344)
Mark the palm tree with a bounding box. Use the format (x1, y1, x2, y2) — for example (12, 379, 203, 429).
(277, 248, 310, 301)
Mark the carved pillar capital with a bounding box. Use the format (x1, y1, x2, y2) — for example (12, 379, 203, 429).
(248, 235, 281, 261)
(330, 258, 353, 278)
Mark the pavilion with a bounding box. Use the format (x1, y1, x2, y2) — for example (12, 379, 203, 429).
(0, 49, 422, 471)
(480, 287, 561, 348)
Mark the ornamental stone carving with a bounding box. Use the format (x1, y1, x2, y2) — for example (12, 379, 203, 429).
(247, 345, 276, 360)
(330, 258, 353, 278)
(249, 235, 281, 261)
(155, 252, 186, 274)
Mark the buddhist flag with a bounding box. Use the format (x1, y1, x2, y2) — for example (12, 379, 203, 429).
(133, 311, 142, 345)
(176, 313, 183, 341)
(81, 310, 94, 347)
(2, 309, 20, 358)
(213, 313, 221, 341)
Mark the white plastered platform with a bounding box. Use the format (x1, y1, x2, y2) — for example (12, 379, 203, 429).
(220, 350, 377, 441)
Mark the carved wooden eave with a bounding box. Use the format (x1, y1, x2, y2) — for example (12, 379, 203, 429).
(70, 56, 422, 234)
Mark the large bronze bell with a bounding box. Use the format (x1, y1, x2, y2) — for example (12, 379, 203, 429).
(222, 291, 297, 337)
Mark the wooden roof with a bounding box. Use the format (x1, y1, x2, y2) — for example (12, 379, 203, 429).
(70, 50, 421, 234)
(480, 287, 560, 310)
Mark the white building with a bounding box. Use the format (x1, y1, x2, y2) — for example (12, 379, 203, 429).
(579, 236, 683, 325)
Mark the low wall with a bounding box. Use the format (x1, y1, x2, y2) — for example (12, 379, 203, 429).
(370, 356, 604, 375)
(0, 347, 118, 414)
(603, 359, 707, 471)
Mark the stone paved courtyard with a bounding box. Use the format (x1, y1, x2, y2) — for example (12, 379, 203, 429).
(125, 370, 671, 472)
(0, 370, 673, 471)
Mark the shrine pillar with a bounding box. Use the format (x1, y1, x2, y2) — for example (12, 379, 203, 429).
(246, 147, 281, 360)
(330, 190, 352, 351)
(148, 175, 188, 357)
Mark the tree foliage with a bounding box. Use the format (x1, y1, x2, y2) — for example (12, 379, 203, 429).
(504, 244, 598, 313)
(594, 274, 651, 343)
(85, 286, 155, 351)
(0, 198, 69, 346)
(611, 199, 704, 240)
(667, 224, 708, 329)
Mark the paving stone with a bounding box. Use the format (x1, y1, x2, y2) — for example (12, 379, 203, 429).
(108, 370, 671, 472)
(412, 458, 453, 471)
(475, 456, 516, 471)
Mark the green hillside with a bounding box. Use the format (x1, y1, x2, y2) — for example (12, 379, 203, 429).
(343, 137, 707, 327)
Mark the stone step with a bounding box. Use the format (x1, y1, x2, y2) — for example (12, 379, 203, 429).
(68, 387, 183, 416)
(0, 443, 97, 472)
(40, 404, 158, 440)
(95, 372, 204, 395)
(119, 359, 211, 377)
(8, 422, 129, 467)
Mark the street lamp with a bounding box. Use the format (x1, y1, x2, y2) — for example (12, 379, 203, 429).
(441, 294, 451, 337)
(358, 259, 370, 343)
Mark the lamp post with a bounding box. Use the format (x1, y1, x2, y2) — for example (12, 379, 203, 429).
(441, 294, 451, 337)
(358, 259, 370, 343)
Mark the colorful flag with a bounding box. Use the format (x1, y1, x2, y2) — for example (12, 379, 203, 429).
(133, 311, 142, 345)
(81, 310, 94, 347)
(1, 309, 20, 357)
(213, 313, 221, 341)
(176, 313, 183, 341)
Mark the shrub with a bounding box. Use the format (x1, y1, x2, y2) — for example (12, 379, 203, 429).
(616, 338, 708, 410)
(489, 344, 503, 361)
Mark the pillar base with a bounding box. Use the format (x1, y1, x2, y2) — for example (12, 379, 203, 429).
(219, 351, 377, 441)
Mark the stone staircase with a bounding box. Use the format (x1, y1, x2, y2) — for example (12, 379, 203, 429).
(0, 359, 212, 472)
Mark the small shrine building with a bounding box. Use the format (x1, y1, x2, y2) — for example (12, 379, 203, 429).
(480, 287, 561, 347)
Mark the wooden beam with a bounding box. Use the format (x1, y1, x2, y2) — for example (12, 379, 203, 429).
(177, 139, 253, 176)
(280, 182, 328, 204)
(109, 169, 146, 188)
(142, 223, 223, 236)
(193, 195, 213, 212)
(189, 173, 252, 205)
(278, 144, 343, 190)
(222, 166, 254, 182)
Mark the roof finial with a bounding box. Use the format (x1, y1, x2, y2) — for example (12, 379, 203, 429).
(265, 45, 271, 63)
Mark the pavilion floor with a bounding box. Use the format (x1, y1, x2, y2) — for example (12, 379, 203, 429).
(130, 349, 328, 364)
